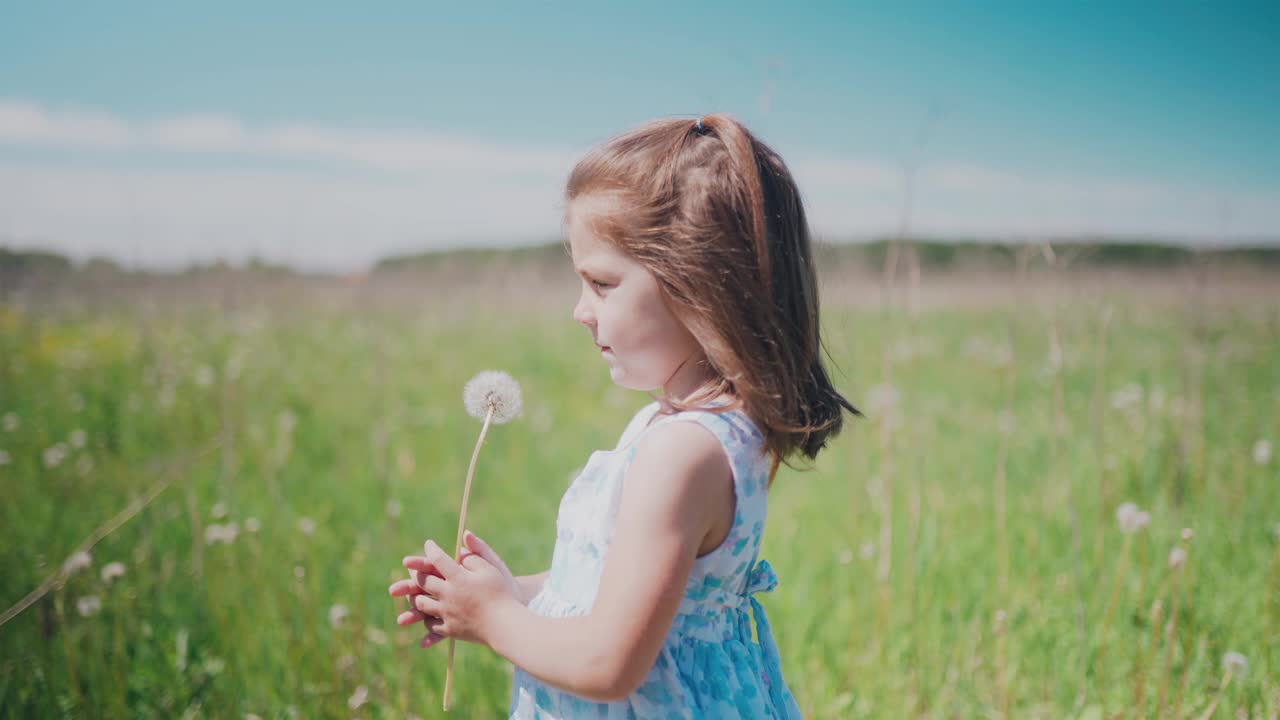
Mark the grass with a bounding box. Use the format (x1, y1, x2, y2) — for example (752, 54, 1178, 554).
(0, 267, 1277, 718)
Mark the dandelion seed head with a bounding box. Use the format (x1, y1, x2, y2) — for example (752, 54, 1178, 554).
(347, 685, 369, 710)
(2, 412, 18, 432)
(294, 565, 305, 580)
(69, 429, 87, 448)
(1116, 502, 1149, 534)
(297, 517, 316, 536)
(837, 548, 853, 565)
(1168, 547, 1186, 569)
(43, 444, 68, 469)
(244, 517, 260, 533)
(63, 550, 92, 575)
(100, 561, 126, 584)
(195, 365, 215, 388)
(1180, 527, 1193, 542)
(463, 370, 523, 424)
(385, 499, 402, 519)
(0, 449, 10, 466)
(364, 627, 388, 645)
(328, 603, 349, 627)
(204, 523, 239, 545)
(76, 595, 101, 617)
(1222, 651, 1248, 676)
(211, 502, 228, 519)
(1254, 439, 1272, 466)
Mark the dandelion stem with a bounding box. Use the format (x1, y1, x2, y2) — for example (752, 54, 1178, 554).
(443, 404, 495, 712)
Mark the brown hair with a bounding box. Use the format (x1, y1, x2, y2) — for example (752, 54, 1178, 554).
(564, 113, 860, 486)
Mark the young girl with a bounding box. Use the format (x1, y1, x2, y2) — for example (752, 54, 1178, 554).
(389, 113, 858, 718)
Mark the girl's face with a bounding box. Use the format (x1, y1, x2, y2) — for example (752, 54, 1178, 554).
(567, 196, 709, 397)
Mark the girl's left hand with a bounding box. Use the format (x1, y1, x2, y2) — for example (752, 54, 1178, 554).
(394, 531, 519, 648)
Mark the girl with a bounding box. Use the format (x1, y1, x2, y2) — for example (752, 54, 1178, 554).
(389, 113, 859, 718)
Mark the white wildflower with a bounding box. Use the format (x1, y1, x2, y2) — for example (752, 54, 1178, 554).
(385, 499, 402, 519)
(1116, 502, 1150, 534)
(76, 595, 102, 617)
(364, 627, 388, 645)
(100, 561, 126, 584)
(328, 604, 349, 628)
(244, 517, 260, 533)
(297, 517, 316, 536)
(211, 502, 228, 520)
(201, 656, 226, 676)
(43, 443, 68, 469)
(62, 550, 92, 575)
(1180, 528, 1193, 541)
(463, 370, 523, 424)
(1222, 651, 1248, 676)
(0, 449, 10, 466)
(336, 654, 356, 672)
(1254, 439, 1272, 466)
(294, 565, 305, 580)
(1168, 547, 1187, 569)
(347, 685, 369, 711)
(204, 522, 239, 545)
(2, 412, 17, 432)
(837, 548, 853, 565)
(69, 429, 87, 448)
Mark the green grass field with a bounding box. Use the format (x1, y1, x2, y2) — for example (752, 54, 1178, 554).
(1, 267, 1277, 718)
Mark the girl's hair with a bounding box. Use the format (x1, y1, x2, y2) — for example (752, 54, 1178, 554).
(564, 113, 860, 485)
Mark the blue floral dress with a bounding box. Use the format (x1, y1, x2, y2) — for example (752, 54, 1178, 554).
(508, 398, 803, 719)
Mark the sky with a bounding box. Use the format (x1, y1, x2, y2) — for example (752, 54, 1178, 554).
(1, 1, 1277, 272)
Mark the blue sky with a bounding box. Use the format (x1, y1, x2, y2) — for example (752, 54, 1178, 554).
(1, 2, 1277, 270)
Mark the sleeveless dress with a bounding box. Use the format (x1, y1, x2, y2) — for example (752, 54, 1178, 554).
(508, 398, 804, 719)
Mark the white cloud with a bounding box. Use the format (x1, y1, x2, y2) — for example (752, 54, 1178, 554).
(0, 98, 1275, 271)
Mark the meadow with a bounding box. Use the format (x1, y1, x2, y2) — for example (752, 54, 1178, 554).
(1, 257, 1277, 718)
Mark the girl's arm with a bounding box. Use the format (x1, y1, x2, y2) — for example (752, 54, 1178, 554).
(513, 570, 549, 605)
(484, 423, 729, 702)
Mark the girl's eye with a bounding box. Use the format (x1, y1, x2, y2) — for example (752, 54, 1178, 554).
(590, 280, 612, 291)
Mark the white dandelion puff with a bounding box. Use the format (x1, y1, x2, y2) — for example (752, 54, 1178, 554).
(211, 502, 228, 519)
(201, 656, 226, 676)
(244, 517, 260, 533)
(43, 444, 68, 469)
(1168, 547, 1187, 569)
(297, 517, 316, 536)
(0, 449, 10, 466)
(1116, 502, 1149, 534)
(76, 595, 102, 617)
(837, 548, 853, 565)
(1180, 527, 1193, 541)
(69, 429, 87, 448)
(204, 523, 239, 545)
(463, 370, 523, 424)
(1254, 439, 1272, 466)
(364, 626, 389, 645)
(865, 384, 899, 415)
(100, 561, 126, 584)
(1110, 383, 1143, 411)
(385, 499, 402, 519)
(1222, 651, 1248, 676)
(347, 685, 369, 711)
(293, 565, 305, 580)
(328, 604, 349, 628)
(194, 365, 215, 388)
(62, 550, 92, 575)
(2, 412, 18, 432)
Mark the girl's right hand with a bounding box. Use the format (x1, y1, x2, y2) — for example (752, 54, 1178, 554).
(389, 567, 448, 649)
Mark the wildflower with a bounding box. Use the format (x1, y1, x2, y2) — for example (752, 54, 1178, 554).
(43, 444, 68, 469)
(0, 449, 10, 466)
(347, 685, 369, 711)
(336, 654, 356, 672)
(1116, 502, 1150, 534)
(1222, 651, 1248, 677)
(364, 627, 388, 645)
(463, 370, 523, 423)
(204, 522, 239, 545)
(297, 517, 316, 536)
(244, 517, 260, 533)
(201, 656, 226, 676)
(100, 561, 126, 584)
(1168, 547, 1186, 569)
(294, 565, 305, 580)
(1254, 439, 1272, 466)
(75, 455, 93, 477)
(1180, 528, 1193, 541)
(328, 604, 349, 628)
(69, 429, 87, 448)
(385, 499, 402, 519)
(62, 550, 92, 575)
(211, 502, 228, 520)
(195, 365, 215, 388)
(837, 548, 853, 565)
(76, 596, 102, 617)
(1110, 383, 1142, 411)
(2, 412, 17, 432)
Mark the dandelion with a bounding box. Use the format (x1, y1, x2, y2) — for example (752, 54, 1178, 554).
(837, 548, 853, 565)
(76, 596, 101, 617)
(293, 565, 305, 580)
(385, 499, 402, 519)
(1116, 502, 1150, 534)
(201, 656, 226, 676)
(347, 685, 369, 710)
(75, 455, 93, 477)
(1222, 651, 1247, 677)
(100, 561, 126, 584)
(864, 384, 899, 415)
(444, 370, 523, 711)
(62, 550, 92, 575)
(1111, 383, 1142, 411)
(2, 412, 17, 432)
(244, 517, 260, 533)
(211, 502, 228, 519)
(43, 444, 68, 469)
(194, 365, 215, 388)
(69, 429, 87, 448)
(0, 449, 9, 466)
(297, 517, 315, 536)
(1254, 439, 1272, 466)
(1181, 528, 1193, 541)
(204, 522, 239, 545)
(328, 603, 349, 628)
(1168, 547, 1186, 569)
(364, 626, 389, 645)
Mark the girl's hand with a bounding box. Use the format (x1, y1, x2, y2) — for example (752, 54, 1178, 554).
(393, 532, 521, 648)
(389, 563, 448, 649)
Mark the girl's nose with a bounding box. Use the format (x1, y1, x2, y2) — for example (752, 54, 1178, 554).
(572, 294, 593, 328)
